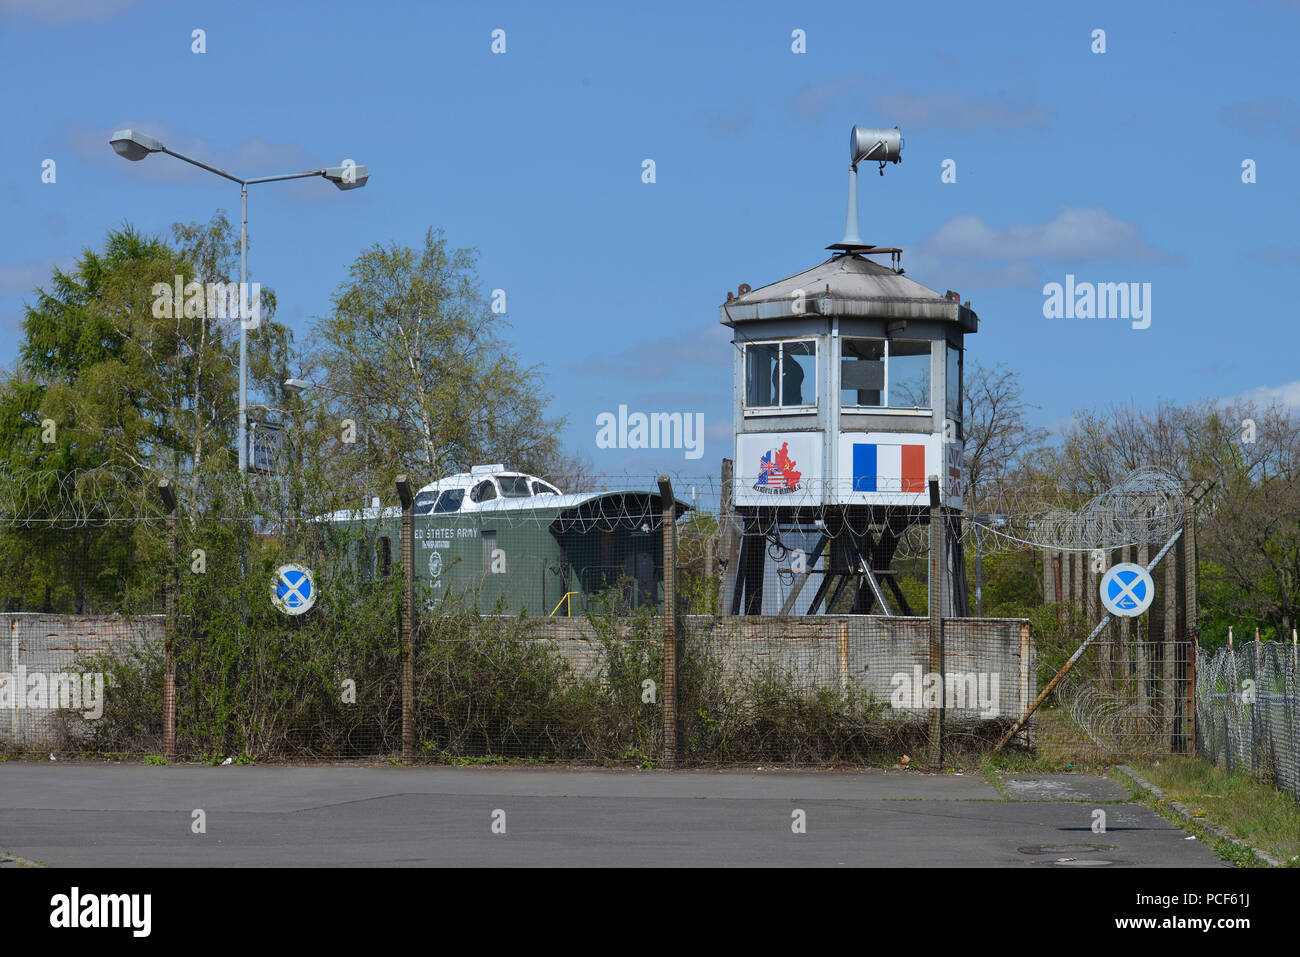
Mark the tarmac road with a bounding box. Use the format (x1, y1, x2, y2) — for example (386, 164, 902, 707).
(0, 763, 1226, 867)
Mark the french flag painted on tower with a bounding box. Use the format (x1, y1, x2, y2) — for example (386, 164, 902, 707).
(852, 443, 927, 493)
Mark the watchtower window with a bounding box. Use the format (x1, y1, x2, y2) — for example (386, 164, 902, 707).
(888, 340, 931, 408)
(946, 344, 962, 433)
(840, 339, 884, 406)
(471, 480, 497, 503)
(744, 339, 816, 410)
(841, 338, 932, 410)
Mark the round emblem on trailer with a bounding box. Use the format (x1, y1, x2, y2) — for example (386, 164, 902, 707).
(429, 550, 442, 579)
(1099, 563, 1153, 618)
(271, 563, 316, 615)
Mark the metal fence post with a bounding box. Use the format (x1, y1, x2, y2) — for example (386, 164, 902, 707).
(927, 475, 944, 768)
(158, 478, 177, 761)
(1189, 632, 1198, 757)
(718, 458, 736, 616)
(1018, 621, 1032, 746)
(1182, 487, 1197, 754)
(1163, 542, 1177, 748)
(1053, 553, 1063, 622)
(658, 475, 677, 768)
(1292, 630, 1299, 796)
(397, 476, 414, 764)
(1251, 631, 1261, 776)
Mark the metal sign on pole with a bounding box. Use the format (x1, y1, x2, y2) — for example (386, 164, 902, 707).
(996, 527, 1183, 751)
(1099, 562, 1155, 617)
(995, 480, 1212, 752)
(271, 563, 316, 615)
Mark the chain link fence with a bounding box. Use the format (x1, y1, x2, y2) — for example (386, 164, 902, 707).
(5, 465, 1230, 769)
(0, 476, 1032, 766)
(1196, 639, 1300, 800)
(1030, 636, 1195, 761)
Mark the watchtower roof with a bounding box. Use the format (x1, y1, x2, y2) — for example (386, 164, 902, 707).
(719, 252, 978, 332)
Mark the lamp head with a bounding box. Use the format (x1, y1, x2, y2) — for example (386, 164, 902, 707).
(323, 164, 369, 190)
(110, 129, 165, 161)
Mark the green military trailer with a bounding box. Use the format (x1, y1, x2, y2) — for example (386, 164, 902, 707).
(315, 465, 691, 616)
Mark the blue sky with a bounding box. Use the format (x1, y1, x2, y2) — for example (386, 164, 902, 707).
(3, 0, 1298, 480)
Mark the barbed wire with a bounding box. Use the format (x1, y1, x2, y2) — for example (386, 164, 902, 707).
(0, 465, 1189, 557)
(1067, 465, 1185, 547)
(1054, 667, 1165, 754)
(969, 467, 1186, 552)
(0, 465, 159, 527)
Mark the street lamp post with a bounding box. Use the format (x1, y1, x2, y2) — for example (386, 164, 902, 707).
(283, 377, 375, 402)
(110, 129, 369, 477)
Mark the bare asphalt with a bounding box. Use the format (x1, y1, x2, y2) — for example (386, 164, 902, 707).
(0, 763, 1226, 867)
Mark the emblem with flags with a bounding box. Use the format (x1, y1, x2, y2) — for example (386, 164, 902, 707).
(754, 442, 803, 494)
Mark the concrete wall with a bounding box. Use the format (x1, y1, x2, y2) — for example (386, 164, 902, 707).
(527, 615, 1033, 721)
(2, 612, 1032, 749)
(0, 613, 163, 748)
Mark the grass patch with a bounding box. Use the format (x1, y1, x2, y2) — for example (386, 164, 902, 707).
(1127, 755, 1300, 866)
(979, 759, 1009, 798)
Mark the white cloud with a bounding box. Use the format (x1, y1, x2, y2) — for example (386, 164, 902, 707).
(1226, 380, 1300, 410)
(918, 208, 1178, 263)
(906, 207, 1180, 290)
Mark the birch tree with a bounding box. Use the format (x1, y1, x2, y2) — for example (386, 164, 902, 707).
(311, 228, 566, 487)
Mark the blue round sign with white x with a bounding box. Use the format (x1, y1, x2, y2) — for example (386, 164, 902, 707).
(271, 563, 316, 616)
(1100, 562, 1154, 617)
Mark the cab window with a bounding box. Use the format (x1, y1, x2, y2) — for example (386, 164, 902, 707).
(433, 489, 465, 513)
(498, 476, 532, 498)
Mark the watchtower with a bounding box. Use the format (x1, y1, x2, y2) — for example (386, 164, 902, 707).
(720, 126, 975, 616)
